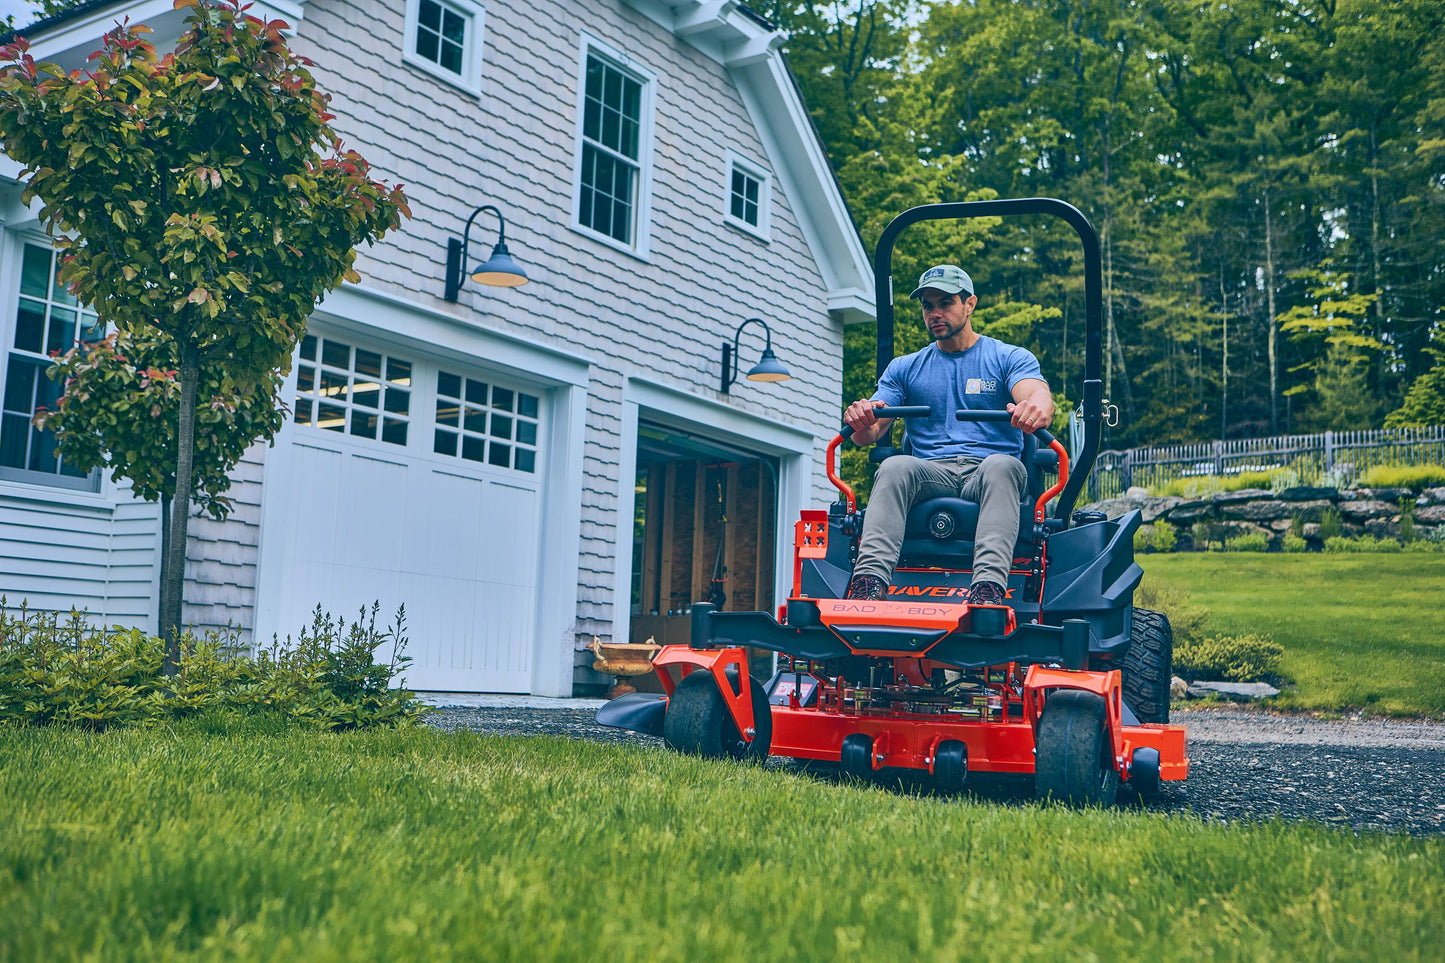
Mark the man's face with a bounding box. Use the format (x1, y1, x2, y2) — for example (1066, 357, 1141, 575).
(917, 288, 974, 341)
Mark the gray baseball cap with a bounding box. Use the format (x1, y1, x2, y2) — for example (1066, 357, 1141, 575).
(909, 264, 974, 299)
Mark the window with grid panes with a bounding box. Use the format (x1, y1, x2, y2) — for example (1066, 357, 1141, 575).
(414, 0, 466, 75)
(293, 335, 411, 446)
(730, 167, 761, 227)
(433, 370, 539, 473)
(578, 52, 645, 246)
(0, 244, 103, 486)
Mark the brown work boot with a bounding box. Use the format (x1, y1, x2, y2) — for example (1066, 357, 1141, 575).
(845, 574, 888, 600)
(966, 580, 1008, 605)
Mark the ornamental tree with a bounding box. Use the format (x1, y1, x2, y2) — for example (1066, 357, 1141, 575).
(0, 0, 409, 666)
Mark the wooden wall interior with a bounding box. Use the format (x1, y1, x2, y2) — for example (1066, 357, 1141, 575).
(631, 459, 775, 644)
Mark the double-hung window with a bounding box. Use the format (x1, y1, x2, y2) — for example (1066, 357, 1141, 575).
(0, 243, 102, 490)
(403, 0, 485, 95)
(574, 43, 654, 255)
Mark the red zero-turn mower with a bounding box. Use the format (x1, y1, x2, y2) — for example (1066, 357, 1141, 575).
(599, 198, 1188, 805)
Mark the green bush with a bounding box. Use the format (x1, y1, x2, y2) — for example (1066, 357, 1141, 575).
(1175, 633, 1285, 683)
(0, 599, 428, 730)
(1319, 505, 1344, 540)
(1135, 579, 1208, 642)
(1133, 522, 1178, 553)
(1324, 535, 1403, 553)
(1403, 540, 1445, 553)
(1357, 463, 1445, 489)
(1224, 532, 1270, 552)
(1282, 534, 1309, 553)
(1399, 498, 1417, 543)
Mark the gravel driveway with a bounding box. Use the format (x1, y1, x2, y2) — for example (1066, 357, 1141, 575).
(425, 699, 1445, 837)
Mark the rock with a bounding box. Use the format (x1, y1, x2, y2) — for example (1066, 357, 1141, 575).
(1170, 675, 1189, 700)
(1125, 486, 1150, 498)
(1086, 497, 1136, 520)
(1136, 496, 1184, 523)
(1277, 486, 1340, 502)
(1416, 505, 1445, 525)
(1364, 517, 1401, 539)
(1085, 494, 1183, 523)
(1423, 487, 1445, 506)
(1165, 499, 1214, 523)
(1355, 487, 1413, 503)
(1187, 680, 1280, 700)
(1278, 499, 1334, 523)
(1221, 499, 1292, 522)
(1338, 499, 1398, 521)
(1267, 519, 1295, 533)
(1213, 488, 1274, 505)
(1302, 522, 1320, 538)
(1217, 521, 1273, 541)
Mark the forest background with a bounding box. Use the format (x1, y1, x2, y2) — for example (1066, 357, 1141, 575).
(5, 0, 1444, 446)
(760, 0, 1445, 448)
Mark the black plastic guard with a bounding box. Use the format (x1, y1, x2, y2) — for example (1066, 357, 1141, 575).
(595, 691, 667, 736)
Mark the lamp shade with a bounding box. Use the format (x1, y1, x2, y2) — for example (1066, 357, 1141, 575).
(471, 239, 529, 287)
(745, 347, 790, 382)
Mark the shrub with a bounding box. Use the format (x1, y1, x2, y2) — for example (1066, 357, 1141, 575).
(1224, 532, 1270, 552)
(1133, 523, 1178, 553)
(1403, 540, 1445, 553)
(0, 599, 428, 730)
(1175, 633, 1284, 683)
(1399, 498, 1417, 544)
(1357, 463, 1445, 489)
(1324, 535, 1402, 553)
(1288, 512, 1305, 538)
(1282, 534, 1309, 553)
(1318, 505, 1343, 540)
(1134, 579, 1208, 642)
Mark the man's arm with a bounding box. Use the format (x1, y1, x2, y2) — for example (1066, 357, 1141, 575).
(1007, 378, 1054, 434)
(843, 398, 894, 446)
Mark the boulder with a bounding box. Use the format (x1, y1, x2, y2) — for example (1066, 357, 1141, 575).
(1267, 518, 1295, 533)
(1164, 499, 1214, 523)
(1355, 487, 1413, 503)
(1217, 521, 1273, 541)
(1422, 487, 1445, 506)
(1221, 499, 1292, 522)
(1125, 486, 1150, 498)
(1086, 496, 1136, 520)
(1338, 499, 1398, 521)
(1213, 488, 1274, 505)
(1186, 681, 1280, 701)
(1170, 676, 1189, 700)
(1277, 486, 1340, 502)
(1416, 505, 1445, 525)
(1085, 494, 1183, 523)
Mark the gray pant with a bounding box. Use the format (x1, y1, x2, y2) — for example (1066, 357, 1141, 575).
(853, 453, 1028, 587)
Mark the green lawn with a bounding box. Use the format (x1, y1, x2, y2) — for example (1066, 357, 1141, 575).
(2, 717, 1442, 961)
(1142, 554, 1445, 717)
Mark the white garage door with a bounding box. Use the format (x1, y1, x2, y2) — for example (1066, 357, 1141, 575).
(268, 332, 546, 692)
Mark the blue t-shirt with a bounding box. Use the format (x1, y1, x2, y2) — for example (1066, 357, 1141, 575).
(870, 336, 1045, 459)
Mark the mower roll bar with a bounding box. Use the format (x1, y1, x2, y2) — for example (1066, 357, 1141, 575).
(873, 198, 1104, 524)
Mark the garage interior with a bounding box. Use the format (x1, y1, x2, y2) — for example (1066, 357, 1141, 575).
(629, 420, 777, 647)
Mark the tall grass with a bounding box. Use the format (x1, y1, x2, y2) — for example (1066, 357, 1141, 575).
(1, 717, 1441, 961)
(1357, 463, 1445, 488)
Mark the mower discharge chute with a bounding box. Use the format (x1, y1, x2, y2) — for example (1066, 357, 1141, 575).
(599, 198, 1187, 805)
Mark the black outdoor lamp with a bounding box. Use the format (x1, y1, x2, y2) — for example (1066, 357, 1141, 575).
(721, 317, 791, 393)
(444, 203, 529, 301)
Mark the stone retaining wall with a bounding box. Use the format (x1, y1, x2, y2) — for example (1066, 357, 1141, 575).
(1084, 486, 1445, 550)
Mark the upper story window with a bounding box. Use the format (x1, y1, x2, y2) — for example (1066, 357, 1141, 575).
(725, 152, 772, 241)
(403, 0, 485, 95)
(573, 41, 655, 257)
(0, 242, 102, 490)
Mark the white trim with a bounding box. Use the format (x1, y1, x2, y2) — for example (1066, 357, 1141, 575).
(723, 149, 771, 242)
(610, 378, 818, 648)
(400, 0, 486, 97)
(569, 33, 657, 261)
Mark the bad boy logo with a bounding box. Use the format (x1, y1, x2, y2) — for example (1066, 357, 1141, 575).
(965, 378, 998, 394)
(922, 267, 945, 282)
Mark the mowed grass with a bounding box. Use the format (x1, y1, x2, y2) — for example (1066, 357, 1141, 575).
(1143, 554, 1445, 717)
(2, 718, 1442, 961)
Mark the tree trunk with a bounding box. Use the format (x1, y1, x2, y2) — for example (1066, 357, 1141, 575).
(1264, 186, 1279, 435)
(158, 339, 201, 673)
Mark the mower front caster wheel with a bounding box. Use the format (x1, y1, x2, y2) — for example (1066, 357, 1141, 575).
(662, 670, 772, 761)
(1034, 690, 1120, 807)
(840, 733, 874, 778)
(933, 739, 968, 792)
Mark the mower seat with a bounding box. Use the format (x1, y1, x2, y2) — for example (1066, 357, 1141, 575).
(893, 437, 1059, 568)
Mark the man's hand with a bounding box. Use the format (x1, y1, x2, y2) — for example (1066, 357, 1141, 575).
(843, 399, 892, 446)
(1007, 379, 1054, 434)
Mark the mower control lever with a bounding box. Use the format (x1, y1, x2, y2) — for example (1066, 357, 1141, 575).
(839, 405, 932, 440)
(828, 406, 932, 513)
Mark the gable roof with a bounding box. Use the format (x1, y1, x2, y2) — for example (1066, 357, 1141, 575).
(5, 0, 875, 322)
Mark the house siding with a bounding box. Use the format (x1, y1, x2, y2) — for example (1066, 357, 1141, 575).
(276, 0, 843, 649)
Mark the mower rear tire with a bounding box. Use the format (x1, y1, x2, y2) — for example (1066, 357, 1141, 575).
(662, 670, 772, 761)
(1124, 608, 1173, 724)
(1034, 690, 1120, 807)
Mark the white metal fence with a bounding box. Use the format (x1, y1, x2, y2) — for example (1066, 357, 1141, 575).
(1084, 426, 1445, 501)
